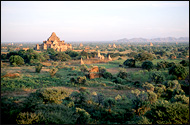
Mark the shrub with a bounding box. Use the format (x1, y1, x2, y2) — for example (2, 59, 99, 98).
(128, 89, 149, 116)
(24, 88, 70, 107)
(112, 77, 123, 84)
(9, 55, 24, 65)
(76, 108, 91, 124)
(76, 76, 86, 85)
(142, 61, 153, 71)
(49, 68, 58, 77)
(156, 61, 168, 70)
(180, 60, 189, 66)
(102, 72, 113, 79)
(16, 112, 40, 124)
(142, 82, 154, 91)
(154, 85, 166, 98)
(150, 72, 165, 84)
(35, 63, 43, 73)
(80, 64, 88, 72)
(147, 91, 157, 104)
(134, 52, 154, 62)
(114, 84, 130, 90)
(133, 80, 142, 87)
(99, 66, 106, 74)
(163, 80, 181, 89)
(170, 94, 189, 105)
(123, 59, 136, 67)
(103, 97, 116, 110)
(34, 104, 78, 124)
(145, 100, 189, 124)
(117, 71, 127, 79)
(126, 116, 152, 124)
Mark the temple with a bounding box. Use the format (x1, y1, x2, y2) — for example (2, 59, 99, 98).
(35, 32, 72, 51)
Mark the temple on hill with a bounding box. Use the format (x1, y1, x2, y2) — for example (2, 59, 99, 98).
(35, 32, 72, 52)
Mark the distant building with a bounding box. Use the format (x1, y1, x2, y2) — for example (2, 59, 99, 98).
(34, 32, 72, 52)
(112, 44, 117, 48)
(95, 50, 104, 60)
(22, 48, 30, 51)
(150, 42, 153, 46)
(79, 43, 83, 47)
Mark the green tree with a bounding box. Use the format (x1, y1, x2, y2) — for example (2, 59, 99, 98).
(123, 59, 136, 67)
(142, 61, 153, 71)
(9, 55, 24, 65)
(134, 52, 154, 62)
(169, 64, 188, 80)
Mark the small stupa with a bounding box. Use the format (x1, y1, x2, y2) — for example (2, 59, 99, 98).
(81, 58, 84, 65)
(108, 55, 112, 61)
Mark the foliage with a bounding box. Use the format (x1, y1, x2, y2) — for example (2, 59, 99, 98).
(16, 112, 40, 124)
(123, 59, 136, 67)
(53, 52, 71, 61)
(147, 91, 157, 104)
(142, 82, 154, 91)
(180, 60, 189, 66)
(103, 97, 116, 109)
(154, 85, 166, 98)
(156, 61, 169, 70)
(102, 72, 113, 79)
(49, 68, 58, 77)
(114, 84, 130, 90)
(80, 64, 88, 72)
(76, 108, 91, 124)
(35, 63, 43, 73)
(9, 55, 24, 65)
(134, 52, 154, 62)
(150, 72, 165, 84)
(24, 88, 70, 106)
(128, 89, 149, 116)
(170, 94, 189, 105)
(145, 100, 189, 124)
(117, 71, 128, 79)
(142, 60, 153, 71)
(35, 104, 78, 124)
(76, 76, 87, 85)
(126, 116, 152, 124)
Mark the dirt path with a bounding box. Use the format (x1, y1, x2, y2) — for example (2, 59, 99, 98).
(107, 67, 142, 74)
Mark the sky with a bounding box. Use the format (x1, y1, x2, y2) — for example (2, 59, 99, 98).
(1, 1, 189, 43)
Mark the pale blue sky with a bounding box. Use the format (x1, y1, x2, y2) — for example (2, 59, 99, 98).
(1, 1, 189, 42)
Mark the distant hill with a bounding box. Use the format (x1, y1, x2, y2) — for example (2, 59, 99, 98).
(117, 37, 189, 43)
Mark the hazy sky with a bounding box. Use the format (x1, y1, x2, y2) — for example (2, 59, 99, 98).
(1, 1, 189, 42)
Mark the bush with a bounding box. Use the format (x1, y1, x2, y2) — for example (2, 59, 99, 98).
(9, 55, 24, 65)
(170, 94, 189, 105)
(16, 112, 40, 124)
(150, 72, 165, 84)
(76, 76, 87, 85)
(156, 61, 168, 70)
(80, 64, 88, 72)
(49, 68, 58, 77)
(145, 100, 189, 124)
(147, 91, 157, 104)
(102, 72, 113, 79)
(154, 85, 166, 98)
(126, 116, 152, 124)
(34, 104, 78, 124)
(117, 71, 127, 79)
(180, 60, 189, 66)
(163, 80, 181, 89)
(35, 63, 43, 73)
(99, 66, 107, 74)
(76, 108, 91, 124)
(123, 59, 136, 67)
(24, 88, 70, 106)
(114, 84, 130, 90)
(142, 61, 153, 71)
(142, 82, 154, 91)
